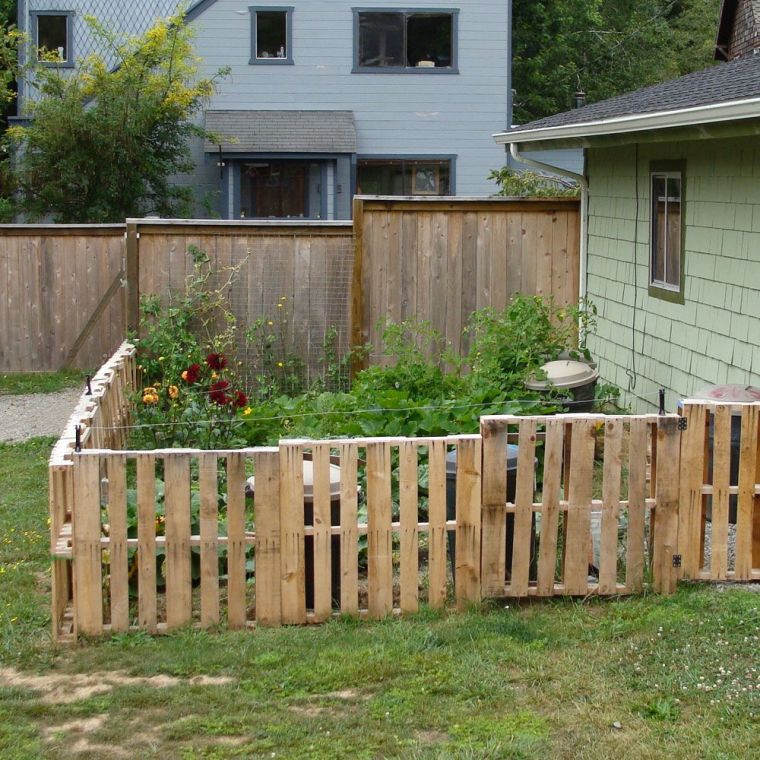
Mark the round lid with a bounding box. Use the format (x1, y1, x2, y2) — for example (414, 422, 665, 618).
(446, 444, 519, 475)
(247, 461, 342, 499)
(691, 384, 760, 403)
(526, 360, 599, 391)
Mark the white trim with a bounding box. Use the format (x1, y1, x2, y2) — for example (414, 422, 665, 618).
(494, 96, 760, 145)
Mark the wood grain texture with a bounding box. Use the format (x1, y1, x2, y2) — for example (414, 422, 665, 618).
(427, 439, 448, 608)
(199, 453, 220, 627)
(254, 450, 283, 626)
(367, 442, 393, 618)
(165, 456, 192, 629)
(399, 441, 419, 613)
(454, 437, 482, 607)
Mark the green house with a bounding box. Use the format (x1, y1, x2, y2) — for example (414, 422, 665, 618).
(494, 0, 760, 411)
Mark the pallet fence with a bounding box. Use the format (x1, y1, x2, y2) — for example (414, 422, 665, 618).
(48, 345, 760, 641)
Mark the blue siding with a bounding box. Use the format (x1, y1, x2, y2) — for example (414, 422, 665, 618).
(189, 0, 509, 199)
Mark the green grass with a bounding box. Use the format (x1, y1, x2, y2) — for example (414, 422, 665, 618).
(1, 438, 759, 759)
(0, 370, 88, 396)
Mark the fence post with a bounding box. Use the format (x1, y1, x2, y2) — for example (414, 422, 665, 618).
(677, 403, 707, 580)
(125, 221, 140, 334)
(653, 416, 681, 594)
(350, 197, 366, 376)
(72, 454, 103, 637)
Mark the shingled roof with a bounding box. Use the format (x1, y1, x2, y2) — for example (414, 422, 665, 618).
(499, 53, 760, 144)
(204, 111, 357, 154)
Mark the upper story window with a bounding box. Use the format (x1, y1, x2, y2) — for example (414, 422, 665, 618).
(250, 7, 294, 64)
(357, 158, 452, 195)
(354, 9, 458, 72)
(650, 162, 684, 301)
(32, 11, 74, 67)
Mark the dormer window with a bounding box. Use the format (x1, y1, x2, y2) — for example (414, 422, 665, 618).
(250, 7, 294, 64)
(32, 11, 74, 66)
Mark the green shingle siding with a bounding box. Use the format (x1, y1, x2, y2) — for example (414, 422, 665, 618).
(586, 137, 760, 411)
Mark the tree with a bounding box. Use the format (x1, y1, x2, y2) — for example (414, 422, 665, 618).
(8, 12, 228, 222)
(511, 0, 721, 123)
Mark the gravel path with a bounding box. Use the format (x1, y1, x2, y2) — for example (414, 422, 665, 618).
(0, 388, 84, 443)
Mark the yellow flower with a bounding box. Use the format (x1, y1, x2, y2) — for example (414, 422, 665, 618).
(280, 296, 286, 301)
(243, 407, 252, 416)
(158, 356, 165, 362)
(277, 303, 283, 308)
(267, 321, 274, 326)
(168, 385, 179, 399)
(211, 371, 218, 380)
(277, 362, 284, 367)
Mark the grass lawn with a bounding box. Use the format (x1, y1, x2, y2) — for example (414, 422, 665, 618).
(1, 438, 758, 760)
(0, 370, 87, 396)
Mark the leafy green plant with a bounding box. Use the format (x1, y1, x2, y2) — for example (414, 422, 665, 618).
(488, 167, 579, 197)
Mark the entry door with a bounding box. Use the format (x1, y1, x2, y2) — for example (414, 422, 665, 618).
(245, 162, 308, 218)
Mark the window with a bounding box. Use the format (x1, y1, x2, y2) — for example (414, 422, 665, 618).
(32, 12, 74, 66)
(250, 7, 293, 64)
(357, 158, 452, 195)
(650, 163, 684, 299)
(354, 10, 457, 71)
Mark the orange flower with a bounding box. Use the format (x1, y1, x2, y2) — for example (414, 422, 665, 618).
(168, 385, 179, 399)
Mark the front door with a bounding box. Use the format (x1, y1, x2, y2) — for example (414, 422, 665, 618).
(241, 162, 308, 218)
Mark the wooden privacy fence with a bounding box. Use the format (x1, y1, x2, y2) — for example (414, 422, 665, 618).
(0, 224, 126, 371)
(0, 198, 581, 372)
(352, 196, 580, 361)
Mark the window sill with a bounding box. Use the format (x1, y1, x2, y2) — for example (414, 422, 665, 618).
(648, 284, 684, 304)
(249, 57, 294, 65)
(36, 59, 75, 69)
(351, 66, 458, 75)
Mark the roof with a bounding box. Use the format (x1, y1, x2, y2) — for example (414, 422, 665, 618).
(204, 111, 357, 154)
(496, 53, 760, 146)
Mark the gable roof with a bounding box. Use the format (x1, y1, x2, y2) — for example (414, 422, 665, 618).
(204, 110, 357, 154)
(495, 53, 760, 147)
(186, 0, 219, 22)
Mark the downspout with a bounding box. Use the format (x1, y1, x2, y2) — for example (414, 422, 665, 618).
(508, 143, 589, 307)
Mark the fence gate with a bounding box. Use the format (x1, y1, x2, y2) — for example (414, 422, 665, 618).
(479, 413, 682, 599)
(677, 401, 760, 583)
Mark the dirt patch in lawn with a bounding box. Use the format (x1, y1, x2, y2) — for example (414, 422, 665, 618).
(0, 667, 233, 704)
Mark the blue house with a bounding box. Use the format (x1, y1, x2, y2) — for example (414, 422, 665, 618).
(16, 0, 514, 219)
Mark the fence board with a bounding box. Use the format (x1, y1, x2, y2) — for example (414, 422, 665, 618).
(399, 441, 419, 613)
(280, 443, 306, 624)
(428, 439, 448, 608)
(367, 442, 393, 618)
(254, 450, 283, 626)
(454, 437, 482, 607)
(73, 455, 103, 636)
(339, 443, 359, 615)
(137, 455, 157, 632)
(226, 453, 247, 629)
(626, 419, 648, 593)
(564, 420, 595, 594)
(481, 419, 508, 596)
(678, 404, 707, 579)
(199, 453, 220, 627)
(165, 456, 192, 629)
(652, 418, 681, 594)
(107, 455, 129, 632)
(599, 419, 623, 594)
(710, 406, 731, 578)
(736, 405, 759, 578)
(312, 445, 333, 622)
(509, 420, 537, 596)
(537, 420, 563, 595)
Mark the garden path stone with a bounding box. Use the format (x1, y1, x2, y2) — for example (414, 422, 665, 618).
(0, 388, 83, 442)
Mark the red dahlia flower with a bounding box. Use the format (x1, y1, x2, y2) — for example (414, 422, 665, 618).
(209, 379, 231, 405)
(205, 353, 227, 371)
(233, 390, 248, 408)
(181, 363, 201, 384)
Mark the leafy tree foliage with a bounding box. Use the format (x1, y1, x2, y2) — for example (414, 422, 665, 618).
(512, 0, 722, 123)
(8, 12, 228, 222)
